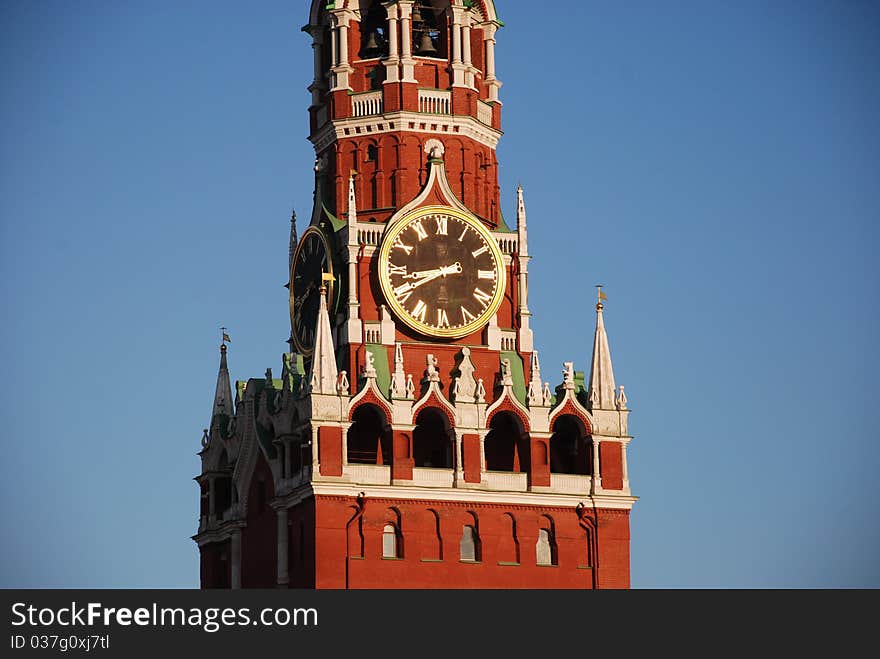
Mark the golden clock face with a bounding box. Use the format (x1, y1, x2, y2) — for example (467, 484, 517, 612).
(378, 206, 505, 338)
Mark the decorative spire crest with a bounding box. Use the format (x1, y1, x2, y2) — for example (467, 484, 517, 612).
(527, 350, 543, 406)
(588, 286, 618, 409)
(307, 279, 339, 396)
(391, 342, 408, 399)
(451, 347, 478, 403)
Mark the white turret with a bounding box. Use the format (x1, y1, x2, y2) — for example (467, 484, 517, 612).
(308, 284, 339, 396)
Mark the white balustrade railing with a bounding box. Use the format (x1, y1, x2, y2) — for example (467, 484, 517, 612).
(351, 90, 383, 118)
(494, 234, 519, 255)
(418, 89, 451, 115)
(363, 323, 381, 344)
(345, 464, 391, 485)
(549, 473, 592, 495)
(482, 471, 528, 492)
(477, 100, 493, 125)
(357, 223, 384, 246)
(411, 467, 454, 487)
(500, 331, 517, 351)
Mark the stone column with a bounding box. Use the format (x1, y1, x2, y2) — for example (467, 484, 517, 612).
(399, 2, 416, 82)
(277, 508, 289, 587)
(384, 3, 400, 83)
(231, 530, 241, 589)
(461, 14, 474, 88)
(591, 439, 601, 494)
(621, 440, 630, 491)
(454, 430, 464, 486)
(483, 22, 501, 102)
(450, 7, 466, 88)
(311, 425, 320, 472)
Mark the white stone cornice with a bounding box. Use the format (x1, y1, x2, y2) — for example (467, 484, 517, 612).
(307, 481, 638, 510)
(309, 110, 503, 154)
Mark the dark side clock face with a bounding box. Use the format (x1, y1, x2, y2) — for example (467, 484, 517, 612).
(378, 206, 505, 338)
(290, 226, 334, 355)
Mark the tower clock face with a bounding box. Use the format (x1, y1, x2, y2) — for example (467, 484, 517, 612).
(290, 226, 334, 355)
(378, 206, 506, 338)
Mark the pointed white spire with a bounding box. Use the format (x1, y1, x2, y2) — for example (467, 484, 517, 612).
(212, 343, 234, 420)
(515, 184, 534, 351)
(308, 284, 339, 395)
(391, 342, 407, 399)
(516, 184, 528, 256)
(347, 172, 357, 228)
(588, 298, 617, 409)
(527, 350, 543, 405)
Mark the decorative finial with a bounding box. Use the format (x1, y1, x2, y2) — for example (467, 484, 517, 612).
(563, 361, 575, 390)
(425, 354, 440, 382)
(595, 284, 607, 310)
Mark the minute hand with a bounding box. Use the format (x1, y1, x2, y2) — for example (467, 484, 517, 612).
(401, 263, 462, 291)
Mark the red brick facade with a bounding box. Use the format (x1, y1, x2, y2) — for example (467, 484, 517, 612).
(195, 1, 635, 591)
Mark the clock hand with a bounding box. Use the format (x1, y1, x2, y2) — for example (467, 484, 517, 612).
(400, 263, 464, 292)
(294, 283, 316, 310)
(403, 262, 464, 280)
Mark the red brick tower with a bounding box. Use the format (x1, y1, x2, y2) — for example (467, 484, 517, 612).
(194, 0, 636, 589)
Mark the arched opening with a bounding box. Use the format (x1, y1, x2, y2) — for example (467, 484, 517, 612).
(536, 516, 558, 567)
(460, 513, 481, 563)
(359, 1, 389, 59)
(347, 404, 391, 465)
(411, 0, 449, 59)
(382, 523, 401, 558)
(484, 412, 529, 472)
(413, 408, 452, 468)
(549, 415, 591, 475)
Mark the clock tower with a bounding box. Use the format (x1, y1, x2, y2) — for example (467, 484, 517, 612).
(194, 0, 637, 589)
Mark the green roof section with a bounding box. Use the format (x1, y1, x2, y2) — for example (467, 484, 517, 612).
(323, 203, 346, 233)
(363, 344, 391, 398)
(500, 350, 527, 405)
(495, 208, 514, 233)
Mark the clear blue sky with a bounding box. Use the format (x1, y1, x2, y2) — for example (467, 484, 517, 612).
(1, 1, 877, 588)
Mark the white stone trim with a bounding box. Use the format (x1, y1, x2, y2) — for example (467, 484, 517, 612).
(309, 110, 502, 154)
(308, 481, 638, 510)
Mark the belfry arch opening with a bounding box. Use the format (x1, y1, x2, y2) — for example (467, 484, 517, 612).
(348, 404, 391, 465)
(359, 1, 389, 60)
(549, 415, 591, 475)
(413, 408, 452, 468)
(484, 411, 529, 473)
(411, 0, 449, 59)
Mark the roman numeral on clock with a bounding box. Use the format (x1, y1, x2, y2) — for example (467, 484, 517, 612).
(473, 287, 492, 305)
(412, 299, 427, 323)
(393, 236, 414, 255)
(394, 283, 413, 303)
(461, 306, 477, 323)
(435, 216, 448, 235)
(478, 270, 495, 280)
(436, 308, 450, 328)
(471, 245, 488, 258)
(412, 221, 428, 241)
(388, 263, 407, 276)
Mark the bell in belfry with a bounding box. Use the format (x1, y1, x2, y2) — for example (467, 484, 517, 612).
(417, 30, 438, 55)
(363, 29, 383, 58)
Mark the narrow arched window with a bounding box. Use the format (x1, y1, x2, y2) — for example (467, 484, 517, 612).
(383, 523, 399, 558)
(536, 528, 558, 566)
(460, 525, 480, 562)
